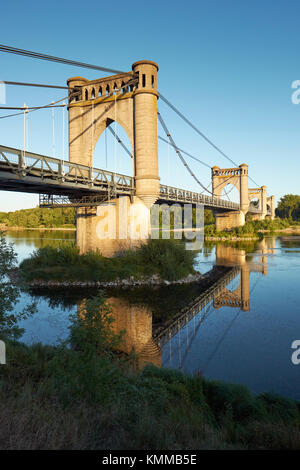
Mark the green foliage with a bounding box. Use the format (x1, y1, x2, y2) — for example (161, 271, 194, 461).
(0, 233, 36, 340)
(0, 207, 76, 228)
(202, 379, 266, 423)
(204, 209, 215, 225)
(19, 239, 198, 282)
(134, 239, 196, 281)
(257, 393, 300, 425)
(1, 333, 300, 449)
(69, 294, 124, 356)
(204, 217, 290, 238)
(276, 194, 300, 221)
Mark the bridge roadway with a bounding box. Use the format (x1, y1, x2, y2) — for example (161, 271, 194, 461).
(0, 145, 240, 212)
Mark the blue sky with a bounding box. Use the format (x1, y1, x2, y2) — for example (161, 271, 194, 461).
(0, 0, 299, 211)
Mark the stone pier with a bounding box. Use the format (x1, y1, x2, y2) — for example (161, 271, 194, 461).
(76, 196, 151, 257)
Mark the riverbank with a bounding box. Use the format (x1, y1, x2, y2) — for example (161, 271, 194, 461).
(0, 225, 76, 231)
(10, 267, 203, 289)
(205, 236, 260, 241)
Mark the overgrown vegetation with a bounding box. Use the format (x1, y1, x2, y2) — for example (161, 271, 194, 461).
(19, 239, 197, 282)
(0, 293, 299, 450)
(205, 217, 292, 238)
(0, 207, 75, 229)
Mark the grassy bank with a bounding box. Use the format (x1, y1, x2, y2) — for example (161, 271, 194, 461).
(19, 239, 197, 283)
(1, 295, 299, 450)
(204, 217, 294, 240)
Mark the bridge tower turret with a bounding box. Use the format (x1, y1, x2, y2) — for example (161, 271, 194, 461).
(132, 60, 160, 207)
(67, 76, 89, 165)
(269, 195, 275, 219)
(239, 163, 248, 214)
(261, 185, 267, 219)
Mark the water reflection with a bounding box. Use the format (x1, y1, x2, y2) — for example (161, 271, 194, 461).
(78, 238, 275, 372)
(107, 298, 161, 369)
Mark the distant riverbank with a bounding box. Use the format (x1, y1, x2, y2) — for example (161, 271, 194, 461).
(0, 225, 76, 231)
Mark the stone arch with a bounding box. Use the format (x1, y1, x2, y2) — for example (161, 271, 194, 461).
(92, 115, 134, 164)
(212, 168, 241, 198)
(220, 182, 240, 203)
(248, 195, 261, 211)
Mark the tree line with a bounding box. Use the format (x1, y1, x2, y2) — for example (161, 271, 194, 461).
(0, 207, 76, 228)
(275, 194, 300, 220)
(0, 194, 298, 229)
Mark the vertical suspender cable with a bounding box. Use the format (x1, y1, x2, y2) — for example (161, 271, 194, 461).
(62, 102, 65, 171)
(168, 138, 170, 186)
(23, 102, 28, 165)
(91, 100, 94, 175)
(114, 92, 117, 173)
(26, 107, 29, 151)
(62, 101, 65, 171)
(105, 126, 108, 168)
(51, 101, 55, 158)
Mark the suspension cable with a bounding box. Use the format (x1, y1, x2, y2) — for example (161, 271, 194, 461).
(0, 104, 66, 110)
(160, 122, 242, 198)
(158, 135, 211, 169)
(0, 90, 79, 120)
(159, 92, 260, 188)
(106, 124, 234, 199)
(159, 111, 236, 197)
(158, 110, 213, 195)
(3, 80, 69, 89)
(107, 126, 132, 158)
(0, 44, 124, 74)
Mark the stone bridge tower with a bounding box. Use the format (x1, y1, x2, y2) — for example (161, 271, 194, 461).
(67, 60, 160, 255)
(67, 60, 160, 207)
(211, 164, 248, 230)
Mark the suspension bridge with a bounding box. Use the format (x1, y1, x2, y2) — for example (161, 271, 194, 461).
(0, 46, 275, 255)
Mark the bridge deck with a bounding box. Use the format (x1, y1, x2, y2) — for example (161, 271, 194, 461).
(0, 145, 244, 212)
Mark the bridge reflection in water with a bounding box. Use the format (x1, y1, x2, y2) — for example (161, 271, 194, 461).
(78, 238, 276, 370)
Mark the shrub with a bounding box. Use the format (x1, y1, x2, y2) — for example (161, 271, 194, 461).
(19, 239, 198, 282)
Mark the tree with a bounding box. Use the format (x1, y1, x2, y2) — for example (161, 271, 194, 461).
(0, 233, 35, 339)
(276, 195, 300, 220)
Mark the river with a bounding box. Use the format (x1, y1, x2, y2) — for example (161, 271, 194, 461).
(3, 229, 300, 400)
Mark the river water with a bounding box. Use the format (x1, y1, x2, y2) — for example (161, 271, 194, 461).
(3, 229, 300, 400)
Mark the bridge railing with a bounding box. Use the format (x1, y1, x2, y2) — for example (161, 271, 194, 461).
(0, 145, 134, 192)
(159, 184, 240, 210)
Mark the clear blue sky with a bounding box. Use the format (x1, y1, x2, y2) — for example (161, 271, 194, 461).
(0, 0, 299, 211)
